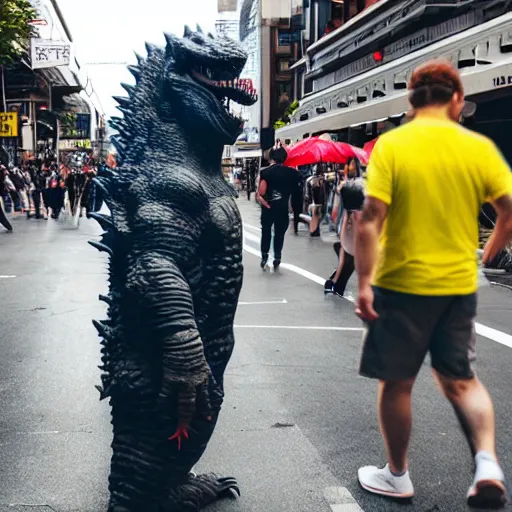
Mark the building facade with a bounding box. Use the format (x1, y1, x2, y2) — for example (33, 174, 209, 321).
(275, 0, 512, 163)
(0, 0, 105, 165)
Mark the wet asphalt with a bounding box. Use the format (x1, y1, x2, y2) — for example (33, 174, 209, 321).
(0, 199, 512, 512)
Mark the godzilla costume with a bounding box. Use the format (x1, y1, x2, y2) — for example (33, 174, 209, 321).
(88, 26, 257, 511)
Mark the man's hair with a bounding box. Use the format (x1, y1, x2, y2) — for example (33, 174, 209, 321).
(269, 146, 288, 164)
(408, 60, 464, 109)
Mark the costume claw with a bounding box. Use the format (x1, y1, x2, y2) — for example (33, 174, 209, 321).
(168, 426, 189, 450)
(217, 476, 240, 498)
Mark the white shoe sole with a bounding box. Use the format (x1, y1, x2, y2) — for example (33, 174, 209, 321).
(467, 479, 508, 509)
(359, 480, 414, 499)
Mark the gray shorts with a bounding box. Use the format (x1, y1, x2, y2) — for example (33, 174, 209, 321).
(359, 287, 477, 381)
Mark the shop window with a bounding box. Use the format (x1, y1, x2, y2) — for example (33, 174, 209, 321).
(278, 59, 291, 72)
(394, 71, 408, 90)
(331, 0, 343, 22)
(500, 32, 512, 53)
(278, 31, 292, 46)
(458, 46, 476, 69)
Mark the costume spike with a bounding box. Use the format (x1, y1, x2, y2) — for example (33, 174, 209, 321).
(134, 51, 144, 64)
(113, 96, 130, 108)
(116, 105, 131, 117)
(99, 294, 113, 306)
(93, 319, 113, 338)
(95, 384, 108, 401)
(196, 24, 203, 34)
(145, 42, 157, 55)
(127, 65, 141, 80)
(184, 25, 192, 37)
(208, 32, 215, 39)
(88, 212, 114, 230)
(89, 241, 113, 256)
(121, 83, 136, 96)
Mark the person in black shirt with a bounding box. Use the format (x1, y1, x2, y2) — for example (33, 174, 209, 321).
(257, 146, 300, 270)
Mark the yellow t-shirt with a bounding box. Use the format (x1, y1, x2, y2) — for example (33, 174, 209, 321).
(367, 117, 512, 295)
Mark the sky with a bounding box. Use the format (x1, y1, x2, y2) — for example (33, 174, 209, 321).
(58, 0, 219, 118)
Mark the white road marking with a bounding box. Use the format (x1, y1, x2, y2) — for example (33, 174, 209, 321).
(244, 223, 261, 232)
(243, 243, 262, 258)
(475, 323, 512, 349)
(235, 325, 364, 331)
(243, 228, 512, 347)
(330, 504, 364, 512)
(239, 299, 288, 305)
(244, 230, 261, 243)
(325, 486, 364, 512)
(0, 275, 16, 279)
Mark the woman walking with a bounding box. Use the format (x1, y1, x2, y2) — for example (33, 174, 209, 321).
(324, 158, 364, 296)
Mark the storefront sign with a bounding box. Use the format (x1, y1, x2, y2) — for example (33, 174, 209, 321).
(0, 112, 18, 137)
(493, 75, 512, 88)
(30, 38, 71, 69)
(58, 139, 91, 150)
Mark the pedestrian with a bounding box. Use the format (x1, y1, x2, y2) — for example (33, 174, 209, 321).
(324, 158, 364, 296)
(30, 165, 47, 220)
(257, 146, 300, 270)
(0, 166, 13, 232)
(305, 165, 326, 237)
(291, 170, 305, 235)
(355, 59, 512, 508)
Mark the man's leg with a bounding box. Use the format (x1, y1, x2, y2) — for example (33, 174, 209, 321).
(272, 210, 289, 262)
(260, 208, 273, 267)
(378, 378, 415, 474)
(358, 289, 442, 499)
(430, 294, 507, 507)
(434, 373, 495, 457)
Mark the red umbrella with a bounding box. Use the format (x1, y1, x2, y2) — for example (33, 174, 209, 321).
(363, 137, 379, 158)
(285, 136, 368, 167)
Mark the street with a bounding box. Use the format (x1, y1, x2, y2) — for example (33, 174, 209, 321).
(1, 198, 512, 512)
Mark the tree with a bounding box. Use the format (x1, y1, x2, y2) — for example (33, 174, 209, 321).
(0, 0, 36, 65)
(0, 0, 36, 110)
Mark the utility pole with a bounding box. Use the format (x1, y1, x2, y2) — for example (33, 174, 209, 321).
(1, 65, 6, 112)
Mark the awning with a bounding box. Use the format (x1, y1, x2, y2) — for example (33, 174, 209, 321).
(289, 57, 307, 71)
(232, 149, 262, 159)
(276, 58, 512, 141)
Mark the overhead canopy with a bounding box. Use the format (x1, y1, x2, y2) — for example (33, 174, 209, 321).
(289, 57, 307, 71)
(277, 53, 512, 141)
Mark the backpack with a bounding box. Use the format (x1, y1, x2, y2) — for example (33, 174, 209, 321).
(341, 178, 365, 211)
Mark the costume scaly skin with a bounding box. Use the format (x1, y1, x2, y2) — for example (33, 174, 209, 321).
(88, 25, 257, 511)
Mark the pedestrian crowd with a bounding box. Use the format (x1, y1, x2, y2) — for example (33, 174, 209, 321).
(0, 159, 100, 232)
(256, 60, 512, 509)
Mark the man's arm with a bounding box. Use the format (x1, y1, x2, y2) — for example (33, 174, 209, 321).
(483, 194, 512, 266)
(257, 178, 271, 209)
(354, 196, 389, 321)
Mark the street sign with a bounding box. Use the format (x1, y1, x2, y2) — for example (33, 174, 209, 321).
(0, 113, 18, 137)
(30, 38, 71, 69)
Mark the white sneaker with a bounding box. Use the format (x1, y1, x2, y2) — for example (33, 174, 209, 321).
(358, 464, 414, 499)
(467, 454, 508, 509)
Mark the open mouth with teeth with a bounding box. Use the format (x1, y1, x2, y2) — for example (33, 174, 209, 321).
(191, 66, 258, 118)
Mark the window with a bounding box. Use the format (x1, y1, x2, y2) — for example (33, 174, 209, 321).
(278, 31, 292, 46)
(278, 59, 291, 72)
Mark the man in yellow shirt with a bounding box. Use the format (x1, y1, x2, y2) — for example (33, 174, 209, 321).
(355, 60, 512, 508)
